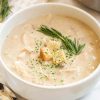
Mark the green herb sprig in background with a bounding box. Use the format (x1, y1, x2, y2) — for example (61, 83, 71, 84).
(0, 0, 12, 22)
(37, 25, 85, 56)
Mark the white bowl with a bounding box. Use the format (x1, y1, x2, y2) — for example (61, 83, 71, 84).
(0, 3, 100, 100)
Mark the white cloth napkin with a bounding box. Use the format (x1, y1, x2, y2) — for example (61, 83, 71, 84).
(9, 0, 48, 12)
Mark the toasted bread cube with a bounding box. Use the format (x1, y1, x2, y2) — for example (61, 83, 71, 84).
(45, 40, 61, 51)
(39, 47, 52, 61)
(53, 50, 66, 64)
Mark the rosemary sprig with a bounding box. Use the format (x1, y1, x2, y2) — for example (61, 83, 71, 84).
(0, 0, 12, 22)
(37, 25, 85, 56)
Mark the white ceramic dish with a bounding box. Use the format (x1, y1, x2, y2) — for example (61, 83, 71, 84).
(0, 3, 100, 100)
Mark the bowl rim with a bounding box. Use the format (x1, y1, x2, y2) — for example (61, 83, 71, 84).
(0, 3, 100, 89)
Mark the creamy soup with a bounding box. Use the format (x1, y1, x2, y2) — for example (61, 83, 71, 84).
(2, 14, 100, 86)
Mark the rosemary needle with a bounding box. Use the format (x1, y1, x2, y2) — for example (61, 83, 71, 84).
(37, 25, 85, 56)
(0, 0, 12, 22)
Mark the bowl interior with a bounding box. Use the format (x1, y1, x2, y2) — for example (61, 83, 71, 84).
(0, 3, 100, 88)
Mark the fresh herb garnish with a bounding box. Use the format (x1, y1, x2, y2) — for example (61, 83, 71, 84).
(37, 25, 85, 56)
(0, 0, 12, 22)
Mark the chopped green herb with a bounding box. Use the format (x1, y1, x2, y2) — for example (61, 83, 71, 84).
(60, 79, 64, 83)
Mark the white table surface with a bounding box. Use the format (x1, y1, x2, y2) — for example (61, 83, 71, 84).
(0, 0, 100, 100)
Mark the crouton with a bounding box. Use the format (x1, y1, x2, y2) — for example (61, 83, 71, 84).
(53, 50, 66, 64)
(39, 47, 52, 61)
(45, 40, 61, 51)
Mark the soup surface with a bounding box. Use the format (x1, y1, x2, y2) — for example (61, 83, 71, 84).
(2, 14, 100, 86)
